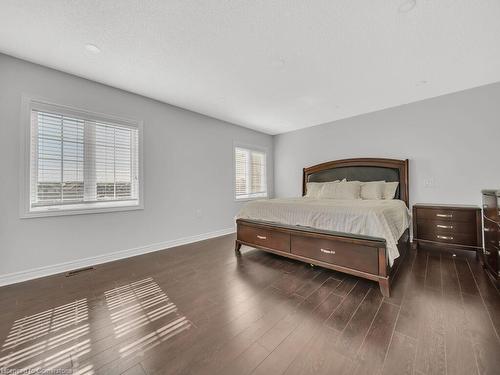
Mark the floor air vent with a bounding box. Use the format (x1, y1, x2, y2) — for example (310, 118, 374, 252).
(66, 266, 95, 277)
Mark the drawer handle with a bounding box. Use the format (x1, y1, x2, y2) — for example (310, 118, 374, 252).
(320, 248, 335, 255)
(436, 224, 453, 229)
(436, 213, 452, 218)
(437, 235, 453, 240)
(484, 250, 491, 255)
(256, 235, 267, 240)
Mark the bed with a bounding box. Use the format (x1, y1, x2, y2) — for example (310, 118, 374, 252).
(235, 158, 410, 297)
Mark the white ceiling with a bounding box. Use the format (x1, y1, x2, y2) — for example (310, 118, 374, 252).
(1, 1, 499, 134)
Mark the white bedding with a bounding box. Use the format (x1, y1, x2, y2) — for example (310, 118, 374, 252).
(237, 198, 410, 266)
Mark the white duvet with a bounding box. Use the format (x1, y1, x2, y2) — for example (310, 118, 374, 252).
(237, 198, 410, 265)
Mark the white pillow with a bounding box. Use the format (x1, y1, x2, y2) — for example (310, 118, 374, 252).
(360, 181, 385, 200)
(320, 180, 361, 200)
(318, 181, 341, 199)
(305, 182, 325, 198)
(305, 181, 340, 198)
(384, 181, 399, 199)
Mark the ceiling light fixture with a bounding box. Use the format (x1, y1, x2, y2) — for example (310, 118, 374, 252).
(85, 44, 101, 54)
(398, 0, 416, 13)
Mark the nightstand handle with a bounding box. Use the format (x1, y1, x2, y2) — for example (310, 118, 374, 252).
(437, 235, 453, 240)
(436, 224, 453, 229)
(256, 235, 267, 240)
(436, 213, 452, 218)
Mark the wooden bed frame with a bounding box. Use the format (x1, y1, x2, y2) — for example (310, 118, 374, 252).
(235, 158, 410, 297)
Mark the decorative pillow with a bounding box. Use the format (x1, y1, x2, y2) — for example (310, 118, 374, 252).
(318, 181, 341, 199)
(360, 181, 385, 200)
(306, 181, 340, 198)
(384, 181, 399, 199)
(305, 182, 325, 198)
(320, 180, 361, 199)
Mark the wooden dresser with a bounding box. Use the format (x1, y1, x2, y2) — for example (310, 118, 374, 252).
(482, 190, 500, 283)
(412, 204, 482, 254)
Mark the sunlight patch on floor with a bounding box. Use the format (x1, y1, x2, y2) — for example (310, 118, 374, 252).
(2, 298, 88, 351)
(0, 299, 89, 372)
(104, 277, 192, 357)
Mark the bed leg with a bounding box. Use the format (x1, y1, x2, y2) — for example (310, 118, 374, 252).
(235, 241, 242, 256)
(378, 278, 390, 298)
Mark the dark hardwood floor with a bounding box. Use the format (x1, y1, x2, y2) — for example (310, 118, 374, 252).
(0, 234, 499, 375)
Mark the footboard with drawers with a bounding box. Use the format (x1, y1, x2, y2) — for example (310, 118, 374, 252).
(235, 218, 410, 297)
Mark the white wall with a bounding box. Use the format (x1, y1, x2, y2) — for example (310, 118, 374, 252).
(274, 82, 500, 207)
(0, 54, 273, 282)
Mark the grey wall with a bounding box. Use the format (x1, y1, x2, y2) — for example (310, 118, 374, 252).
(0, 53, 273, 279)
(274, 82, 500, 206)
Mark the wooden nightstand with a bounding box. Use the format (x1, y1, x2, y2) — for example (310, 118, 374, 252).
(412, 204, 482, 254)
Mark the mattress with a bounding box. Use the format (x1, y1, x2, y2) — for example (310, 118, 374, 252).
(237, 197, 410, 266)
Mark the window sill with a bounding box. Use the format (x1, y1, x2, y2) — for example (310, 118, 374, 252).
(21, 201, 144, 218)
(235, 196, 268, 203)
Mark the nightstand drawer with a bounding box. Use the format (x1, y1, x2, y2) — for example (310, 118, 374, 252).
(416, 220, 476, 236)
(416, 208, 475, 223)
(418, 231, 477, 246)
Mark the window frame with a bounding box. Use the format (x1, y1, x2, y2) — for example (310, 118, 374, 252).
(233, 143, 268, 202)
(19, 96, 144, 218)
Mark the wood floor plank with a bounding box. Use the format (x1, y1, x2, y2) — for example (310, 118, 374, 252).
(412, 248, 429, 278)
(461, 292, 500, 375)
(440, 254, 479, 375)
(294, 270, 330, 298)
(380, 332, 417, 375)
(455, 258, 480, 296)
(352, 302, 400, 375)
(217, 342, 270, 375)
(394, 274, 426, 339)
(467, 258, 500, 339)
(324, 280, 371, 332)
(425, 254, 442, 291)
(414, 288, 446, 375)
(256, 277, 341, 352)
(441, 254, 461, 296)
(120, 364, 146, 375)
(334, 286, 383, 356)
(180, 289, 305, 374)
(252, 292, 344, 375)
(283, 328, 355, 375)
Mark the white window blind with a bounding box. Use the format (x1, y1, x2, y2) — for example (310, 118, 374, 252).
(29, 107, 140, 214)
(234, 147, 267, 200)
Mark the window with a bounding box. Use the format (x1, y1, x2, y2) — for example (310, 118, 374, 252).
(234, 146, 267, 200)
(22, 99, 142, 217)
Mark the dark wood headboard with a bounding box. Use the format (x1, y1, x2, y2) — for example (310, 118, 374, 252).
(302, 158, 409, 206)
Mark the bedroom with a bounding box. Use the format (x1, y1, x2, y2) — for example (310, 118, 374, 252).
(0, 1, 499, 374)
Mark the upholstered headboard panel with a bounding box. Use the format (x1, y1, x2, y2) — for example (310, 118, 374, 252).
(302, 158, 409, 206)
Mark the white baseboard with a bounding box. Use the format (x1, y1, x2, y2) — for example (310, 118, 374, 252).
(0, 227, 235, 287)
